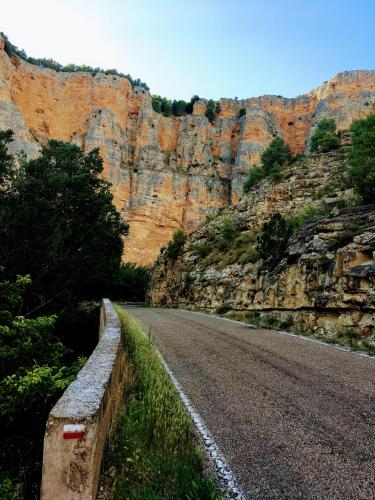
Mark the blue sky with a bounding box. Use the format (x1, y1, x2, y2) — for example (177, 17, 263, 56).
(2, 0, 374, 100)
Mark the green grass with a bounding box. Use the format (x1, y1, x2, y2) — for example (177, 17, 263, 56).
(192, 230, 258, 269)
(101, 306, 222, 499)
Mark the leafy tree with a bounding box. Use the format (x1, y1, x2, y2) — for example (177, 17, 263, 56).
(172, 100, 188, 117)
(152, 96, 162, 113)
(0, 129, 14, 185)
(185, 95, 200, 114)
(220, 216, 237, 241)
(261, 136, 292, 178)
(109, 263, 150, 301)
(165, 230, 187, 259)
(310, 118, 340, 153)
(256, 213, 293, 267)
(205, 100, 216, 122)
(0, 271, 84, 496)
(243, 165, 264, 192)
(0, 137, 129, 314)
(161, 98, 172, 117)
(346, 112, 375, 203)
(243, 137, 292, 192)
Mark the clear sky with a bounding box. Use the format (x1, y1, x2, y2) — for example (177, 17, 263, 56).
(2, 0, 374, 100)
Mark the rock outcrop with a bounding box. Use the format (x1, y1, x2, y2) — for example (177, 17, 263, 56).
(148, 145, 375, 350)
(1, 34, 374, 263)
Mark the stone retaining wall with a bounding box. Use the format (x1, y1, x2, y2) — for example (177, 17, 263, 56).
(41, 299, 126, 499)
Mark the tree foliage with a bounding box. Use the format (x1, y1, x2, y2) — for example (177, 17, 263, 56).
(261, 136, 292, 177)
(0, 32, 149, 90)
(243, 137, 292, 192)
(0, 271, 85, 496)
(205, 100, 216, 122)
(256, 213, 293, 267)
(346, 113, 375, 204)
(310, 118, 340, 153)
(220, 216, 237, 241)
(109, 263, 150, 301)
(0, 138, 128, 314)
(165, 230, 187, 260)
(152, 95, 202, 117)
(243, 165, 264, 192)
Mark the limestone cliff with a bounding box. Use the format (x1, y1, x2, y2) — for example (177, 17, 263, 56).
(148, 142, 375, 352)
(0, 35, 374, 263)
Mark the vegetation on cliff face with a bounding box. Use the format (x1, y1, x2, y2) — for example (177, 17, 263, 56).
(101, 307, 221, 499)
(244, 136, 293, 192)
(347, 112, 375, 203)
(165, 230, 187, 260)
(151, 94, 202, 117)
(0, 32, 150, 90)
(310, 118, 340, 153)
(150, 124, 375, 353)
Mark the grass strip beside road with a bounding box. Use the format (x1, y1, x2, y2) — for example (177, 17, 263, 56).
(101, 305, 221, 499)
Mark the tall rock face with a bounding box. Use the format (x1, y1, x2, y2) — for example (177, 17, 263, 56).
(0, 36, 374, 263)
(148, 145, 375, 349)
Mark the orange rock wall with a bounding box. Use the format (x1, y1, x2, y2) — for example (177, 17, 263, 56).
(0, 37, 374, 264)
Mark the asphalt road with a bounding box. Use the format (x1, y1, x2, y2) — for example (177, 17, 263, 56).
(123, 306, 375, 499)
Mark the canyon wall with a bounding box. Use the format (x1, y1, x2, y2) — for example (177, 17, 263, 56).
(148, 145, 375, 348)
(0, 35, 374, 263)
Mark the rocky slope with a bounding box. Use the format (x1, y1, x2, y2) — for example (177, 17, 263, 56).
(0, 35, 374, 263)
(148, 143, 375, 351)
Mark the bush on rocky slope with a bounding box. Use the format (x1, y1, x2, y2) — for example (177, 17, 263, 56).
(244, 136, 293, 192)
(165, 230, 187, 260)
(346, 112, 375, 203)
(311, 118, 340, 153)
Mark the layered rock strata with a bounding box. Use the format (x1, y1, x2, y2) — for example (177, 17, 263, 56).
(0, 35, 374, 263)
(148, 146, 375, 347)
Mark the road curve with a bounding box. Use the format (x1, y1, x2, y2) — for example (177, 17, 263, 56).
(123, 306, 375, 499)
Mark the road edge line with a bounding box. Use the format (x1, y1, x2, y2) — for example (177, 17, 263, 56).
(179, 309, 374, 360)
(131, 313, 247, 500)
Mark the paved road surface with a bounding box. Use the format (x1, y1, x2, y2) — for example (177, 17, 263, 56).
(123, 306, 375, 499)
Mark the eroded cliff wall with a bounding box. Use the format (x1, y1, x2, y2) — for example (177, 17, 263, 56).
(148, 145, 375, 349)
(0, 35, 374, 263)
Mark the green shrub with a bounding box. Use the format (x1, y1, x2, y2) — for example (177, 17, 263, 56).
(193, 230, 257, 268)
(205, 100, 216, 122)
(0, 135, 128, 314)
(191, 242, 212, 258)
(238, 108, 246, 118)
(109, 263, 150, 301)
(243, 137, 292, 192)
(204, 212, 216, 224)
(288, 204, 324, 232)
(220, 216, 237, 241)
(346, 112, 375, 203)
(261, 136, 292, 176)
(256, 213, 293, 267)
(0, 272, 84, 496)
(310, 119, 340, 153)
(243, 165, 264, 192)
(165, 230, 187, 259)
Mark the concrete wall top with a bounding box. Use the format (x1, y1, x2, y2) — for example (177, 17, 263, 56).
(50, 298, 121, 419)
